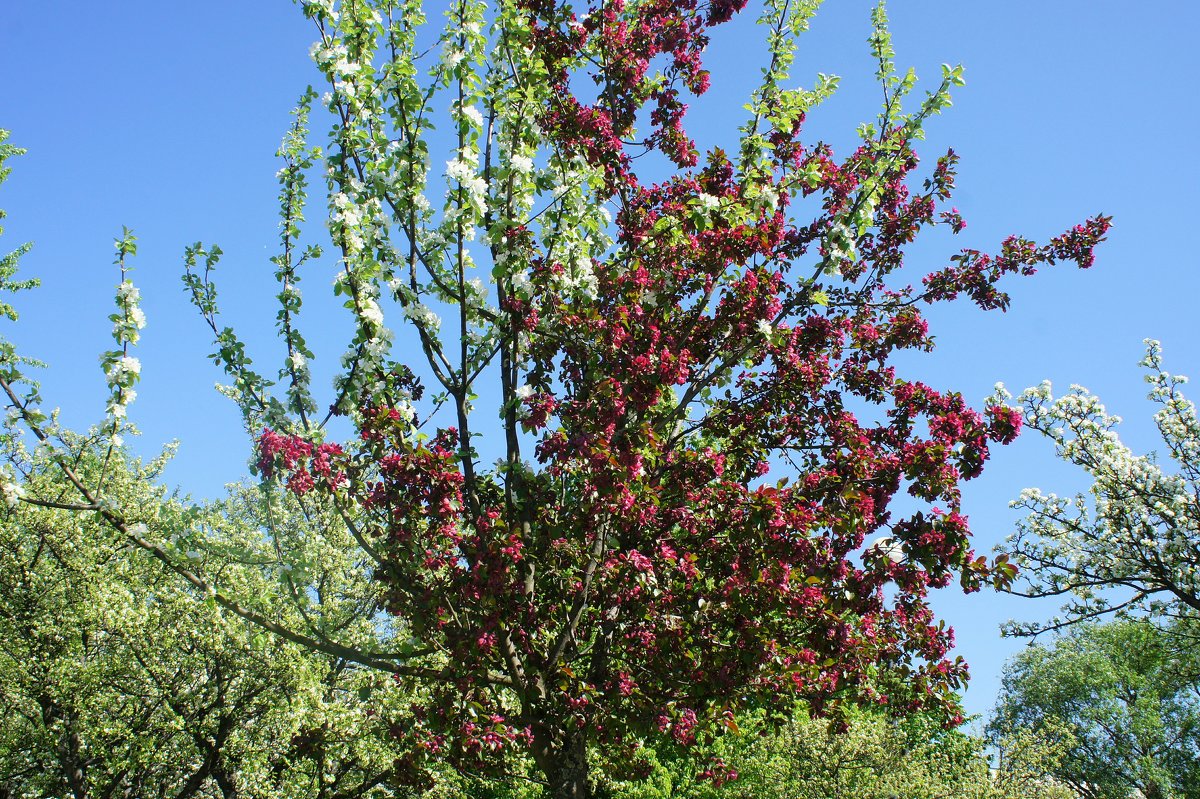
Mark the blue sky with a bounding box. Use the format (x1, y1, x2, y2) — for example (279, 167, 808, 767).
(2, 1, 1198, 721)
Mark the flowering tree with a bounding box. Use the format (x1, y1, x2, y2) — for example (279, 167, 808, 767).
(0, 442, 469, 798)
(999, 340, 1200, 638)
(0, 0, 1108, 795)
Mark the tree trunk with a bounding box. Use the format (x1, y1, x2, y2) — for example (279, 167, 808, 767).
(1142, 779, 1165, 799)
(531, 724, 590, 799)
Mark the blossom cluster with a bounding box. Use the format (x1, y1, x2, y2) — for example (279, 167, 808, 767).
(100, 231, 145, 435)
(257, 428, 346, 495)
(1002, 340, 1200, 636)
(0, 466, 23, 510)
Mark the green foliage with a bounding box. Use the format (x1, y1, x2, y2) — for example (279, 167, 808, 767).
(989, 619, 1200, 799)
(589, 706, 1073, 799)
(0, 439, 448, 797)
(0, 131, 39, 325)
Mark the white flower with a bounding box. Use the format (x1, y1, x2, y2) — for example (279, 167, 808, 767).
(510, 154, 534, 174)
(460, 104, 483, 127)
(289, 351, 307, 370)
(117, 356, 141, 377)
(1, 477, 23, 510)
(394, 401, 416, 423)
(332, 193, 362, 228)
(444, 48, 464, 69)
(446, 158, 476, 183)
(445, 158, 488, 208)
(698, 192, 719, 211)
(116, 281, 140, 302)
(514, 385, 535, 400)
(403, 302, 441, 330)
(128, 306, 146, 329)
(757, 319, 774, 338)
(360, 299, 384, 328)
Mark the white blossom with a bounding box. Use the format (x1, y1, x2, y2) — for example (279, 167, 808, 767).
(107, 356, 141, 380)
(360, 299, 384, 328)
(510, 154, 534, 174)
(1005, 341, 1200, 638)
(394, 401, 416, 423)
(460, 104, 484, 128)
(1, 475, 23, 510)
(509, 269, 531, 295)
(446, 158, 487, 205)
(332, 193, 362, 228)
(402, 302, 441, 331)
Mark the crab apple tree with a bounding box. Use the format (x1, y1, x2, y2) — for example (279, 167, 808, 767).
(174, 0, 1109, 796)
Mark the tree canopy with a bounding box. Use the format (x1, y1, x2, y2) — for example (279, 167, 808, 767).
(0, 0, 1110, 795)
(1000, 340, 1200, 639)
(989, 619, 1200, 799)
(0, 438, 433, 797)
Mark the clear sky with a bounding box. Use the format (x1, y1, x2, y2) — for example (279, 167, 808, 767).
(2, 1, 1197, 721)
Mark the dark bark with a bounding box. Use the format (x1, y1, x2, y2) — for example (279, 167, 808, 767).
(531, 724, 590, 799)
(38, 696, 90, 799)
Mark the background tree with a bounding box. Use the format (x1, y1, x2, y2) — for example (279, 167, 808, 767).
(999, 340, 1200, 641)
(988, 619, 1200, 799)
(0, 0, 1109, 794)
(587, 704, 1075, 799)
(0, 436, 439, 798)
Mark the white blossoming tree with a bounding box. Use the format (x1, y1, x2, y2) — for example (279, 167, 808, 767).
(0, 133, 459, 798)
(996, 340, 1200, 639)
(0, 434, 465, 797)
